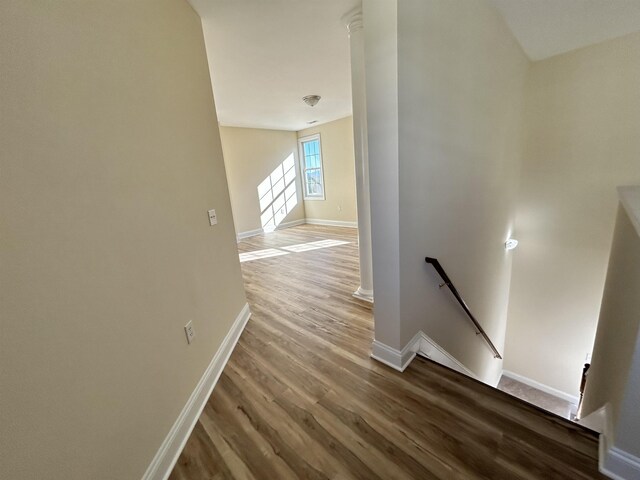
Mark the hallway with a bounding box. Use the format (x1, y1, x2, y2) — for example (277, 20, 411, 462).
(169, 225, 603, 479)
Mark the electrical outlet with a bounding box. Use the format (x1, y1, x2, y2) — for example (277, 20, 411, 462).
(208, 209, 217, 226)
(184, 321, 195, 344)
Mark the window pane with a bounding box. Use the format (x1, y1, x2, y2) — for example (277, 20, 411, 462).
(303, 140, 319, 168)
(300, 138, 323, 197)
(304, 170, 316, 196)
(305, 168, 323, 196)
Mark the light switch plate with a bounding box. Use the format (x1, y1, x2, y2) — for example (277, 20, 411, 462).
(208, 209, 217, 226)
(184, 321, 195, 344)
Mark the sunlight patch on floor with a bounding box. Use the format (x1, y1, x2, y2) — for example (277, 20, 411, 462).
(280, 239, 350, 253)
(239, 248, 290, 263)
(239, 239, 350, 263)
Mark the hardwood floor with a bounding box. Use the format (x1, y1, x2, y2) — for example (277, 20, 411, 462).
(169, 224, 604, 480)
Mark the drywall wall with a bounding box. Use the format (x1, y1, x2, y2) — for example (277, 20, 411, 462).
(219, 127, 305, 236)
(581, 195, 640, 460)
(395, 0, 529, 385)
(0, 1, 247, 479)
(616, 322, 640, 461)
(505, 32, 640, 398)
(363, 0, 402, 349)
(297, 116, 358, 224)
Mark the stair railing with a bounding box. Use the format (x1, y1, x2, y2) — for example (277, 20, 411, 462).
(425, 257, 502, 359)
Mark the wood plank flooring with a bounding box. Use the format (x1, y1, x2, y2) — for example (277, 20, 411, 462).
(169, 224, 604, 480)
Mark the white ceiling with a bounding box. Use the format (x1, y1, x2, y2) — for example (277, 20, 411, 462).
(189, 0, 359, 132)
(489, 0, 640, 61)
(189, 0, 640, 131)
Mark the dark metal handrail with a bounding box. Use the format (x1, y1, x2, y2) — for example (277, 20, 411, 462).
(425, 257, 502, 359)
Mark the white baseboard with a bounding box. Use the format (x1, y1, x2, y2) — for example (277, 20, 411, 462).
(237, 218, 354, 241)
(277, 219, 306, 230)
(141, 303, 251, 480)
(236, 228, 263, 242)
(352, 286, 374, 303)
(501, 370, 579, 405)
(415, 332, 479, 380)
(371, 331, 477, 380)
(371, 335, 418, 372)
(305, 218, 358, 228)
(236, 219, 306, 242)
(601, 446, 640, 480)
(598, 403, 640, 480)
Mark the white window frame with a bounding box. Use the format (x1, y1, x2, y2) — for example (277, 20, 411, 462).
(298, 133, 325, 200)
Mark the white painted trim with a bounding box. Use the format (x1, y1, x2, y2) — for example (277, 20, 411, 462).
(238, 218, 356, 240)
(352, 286, 373, 303)
(298, 133, 326, 200)
(501, 370, 579, 405)
(602, 446, 640, 480)
(416, 332, 479, 381)
(371, 333, 421, 372)
(617, 186, 640, 238)
(598, 403, 640, 480)
(236, 228, 263, 242)
(305, 218, 358, 228)
(277, 219, 306, 230)
(578, 403, 607, 433)
(141, 303, 251, 480)
(371, 331, 478, 381)
(236, 219, 306, 242)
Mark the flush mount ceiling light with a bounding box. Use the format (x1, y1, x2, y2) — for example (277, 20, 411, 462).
(505, 238, 519, 250)
(302, 95, 321, 107)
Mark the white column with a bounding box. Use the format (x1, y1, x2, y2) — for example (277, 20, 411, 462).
(344, 9, 374, 303)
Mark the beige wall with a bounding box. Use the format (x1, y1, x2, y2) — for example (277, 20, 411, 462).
(364, 0, 402, 348)
(395, 0, 528, 385)
(0, 2, 246, 479)
(582, 191, 640, 459)
(219, 127, 305, 235)
(582, 202, 640, 443)
(505, 32, 640, 397)
(298, 116, 358, 224)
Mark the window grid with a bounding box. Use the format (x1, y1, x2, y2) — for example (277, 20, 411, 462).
(299, 135, 325, 199)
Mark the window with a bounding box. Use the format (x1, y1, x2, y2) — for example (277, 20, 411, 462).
(298, 134, 325, 200)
